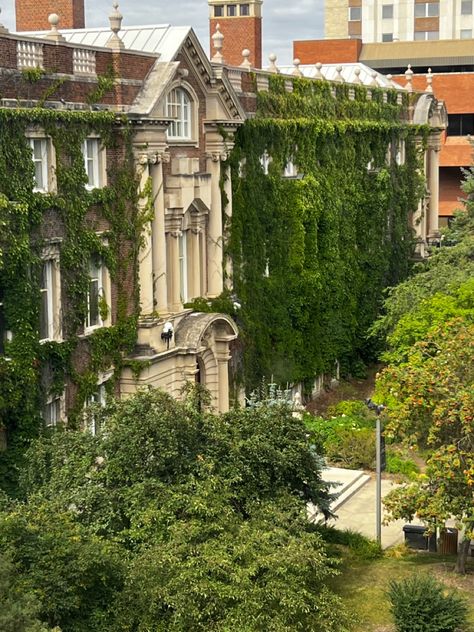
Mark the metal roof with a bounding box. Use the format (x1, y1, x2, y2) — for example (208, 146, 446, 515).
(361, 39, 474, 67)
(20, 25, 192, 61)
(276, 62, 404, 89)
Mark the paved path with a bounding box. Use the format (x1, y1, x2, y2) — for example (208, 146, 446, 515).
(327, 474, 410, 549)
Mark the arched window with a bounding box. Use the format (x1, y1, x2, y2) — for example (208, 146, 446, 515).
(166, 88, 192, 140)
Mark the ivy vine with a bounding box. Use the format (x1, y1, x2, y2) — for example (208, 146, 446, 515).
(0, 108, 141, 494)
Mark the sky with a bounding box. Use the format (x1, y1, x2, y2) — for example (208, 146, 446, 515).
(0, 0, 324, 65)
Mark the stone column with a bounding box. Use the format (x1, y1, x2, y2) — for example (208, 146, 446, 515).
(223, 164, 233, 290)
(428, 134, 441, 238)
(136, 154, 154, 315)
(167, 230, 182, 313)
(215, 341, 231, 413)
(189, 228, 202, 299)
(206, 152, 224, 297)
(150, 154, 169, 315)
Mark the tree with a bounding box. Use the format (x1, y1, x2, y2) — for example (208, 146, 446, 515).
(1, 388, 349, 631)
(374, 172, 474, 573)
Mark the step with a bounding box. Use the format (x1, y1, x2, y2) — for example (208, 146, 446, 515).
(307, 467, 371, 523)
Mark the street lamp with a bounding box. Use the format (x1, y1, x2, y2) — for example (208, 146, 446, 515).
(365, 398, 385, 545)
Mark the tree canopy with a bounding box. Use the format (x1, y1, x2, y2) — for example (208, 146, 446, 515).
(0, 388, 351, 631)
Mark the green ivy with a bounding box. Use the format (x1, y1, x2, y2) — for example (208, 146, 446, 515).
(0, 108, 140, 494)
(227, 77, 427, 392)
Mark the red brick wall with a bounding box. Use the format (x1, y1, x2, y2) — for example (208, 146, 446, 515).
(293, 38, 362, 65)
(15, 0, 84, 31)
(210, 17, 262, 69)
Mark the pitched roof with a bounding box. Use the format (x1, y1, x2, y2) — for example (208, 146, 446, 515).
(276, 62, 403, 89)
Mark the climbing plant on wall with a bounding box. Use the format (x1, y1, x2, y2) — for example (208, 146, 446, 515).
(227, 76, 427, 392)
(0, 108, 141, 494)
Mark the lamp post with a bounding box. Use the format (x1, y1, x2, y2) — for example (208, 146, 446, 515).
(365, 399, 385, 545)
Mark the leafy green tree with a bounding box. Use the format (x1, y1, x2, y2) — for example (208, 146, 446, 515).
(1, 388, 349, 631)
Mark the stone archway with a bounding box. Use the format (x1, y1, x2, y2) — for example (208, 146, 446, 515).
(174, 312, 238, 412)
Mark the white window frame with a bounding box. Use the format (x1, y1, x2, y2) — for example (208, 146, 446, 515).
(43, 393, 64, 428)
(166, 88, 192, 140)
(39, 251, 62, 342)
(382, 4, 393, 19)
(414, 30, 439, 40)
(84, 370, 111, 435)
(39, 260, 54, 341)
(461, 0, 473, 14)
(29, 138, 49, 192)
(349, 6, 361, 20)
(179, 231, 188, 304)
(0, 295, 6, 356)
(283, 159, 298, 178)
(260, 151, 271, 175)
(86, 258, 104, 331)
(82, 138, 104, 190)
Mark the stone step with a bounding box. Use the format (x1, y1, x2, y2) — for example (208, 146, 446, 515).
(308, 467, 371, 523)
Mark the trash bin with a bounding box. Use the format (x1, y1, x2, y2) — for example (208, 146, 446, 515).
(438, 528, 458, 555)
(403, 525, 437, 552)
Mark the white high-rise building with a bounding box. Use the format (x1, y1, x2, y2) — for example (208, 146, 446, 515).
(325, 0, 474, 42)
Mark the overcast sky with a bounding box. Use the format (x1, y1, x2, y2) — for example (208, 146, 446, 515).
(0, 0, 324, 64)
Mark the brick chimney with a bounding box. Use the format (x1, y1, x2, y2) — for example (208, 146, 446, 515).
(209, 0, 263, 69)
(15, 0, 84, 31)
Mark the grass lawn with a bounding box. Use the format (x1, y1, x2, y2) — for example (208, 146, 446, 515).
(331, 550, 474, 631)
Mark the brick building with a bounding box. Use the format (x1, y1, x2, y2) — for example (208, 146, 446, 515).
(0, 0, 446, 453)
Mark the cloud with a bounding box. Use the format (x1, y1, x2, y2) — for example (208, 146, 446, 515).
(0, 0, 324, 66)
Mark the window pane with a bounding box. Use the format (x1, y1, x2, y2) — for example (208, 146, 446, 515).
(349, 6, 361, 20)
(0, 299, 5, 355)
(382, 32, 393, 41)
(382, 4, 393, 18)
(39, 262, 52, 340)
(414, 30, 425, 39)
(240, 3, 250, 15)
(461, 28, 472, 38)
(88, 279, 99, 326)
(227, 4, 237, 16)
(427, 30, 439, 39)
(214, 5, 224, 16)
(427, 2, 439, 16)
(166, 88, 191, 139)
(414, 3, 425, 16)
(461, 0, 472, 14)
(44, 398, 60, 427)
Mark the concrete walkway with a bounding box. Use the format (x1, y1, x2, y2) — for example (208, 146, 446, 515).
(327, 475, 410, 549)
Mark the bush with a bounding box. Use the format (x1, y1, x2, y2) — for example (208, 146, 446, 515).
(326, 400, 370, 418)
(385, 452, 419, 480)
(326, 427, 376, 470)
(388, 574, 469, 632)
(317, 525, 382, 560)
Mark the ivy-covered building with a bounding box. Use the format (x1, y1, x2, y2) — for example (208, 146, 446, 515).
(0, 4, 446, 489)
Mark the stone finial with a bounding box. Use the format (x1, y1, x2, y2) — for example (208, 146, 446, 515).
(211, 23, 224, 63)
(335, 64, 344, 83)
(46, 13, 65, 41)
(353, 66, 362, 85)
(314, 62, 324, 79)
(240, 48, 252, 69)
(292, 58, 303, 77)
(405, 64, 414, 92)
(0, 8, 9, 34)
(107, 2, 124, 50)
(370, 70, 379, 87)
(268, 53, 279, 74)
(426, 67, 433, 93)
(386, 73, 393, 82)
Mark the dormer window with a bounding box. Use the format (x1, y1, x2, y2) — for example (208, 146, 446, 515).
(166, 88, 192, 140)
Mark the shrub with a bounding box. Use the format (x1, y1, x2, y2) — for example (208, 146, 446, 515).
(326, 400, 370, 419)
(325, 427, 376, 470)
(385, 452, 419, 480)
(317, 525, 382, 560)
(388, 574, 469, 632)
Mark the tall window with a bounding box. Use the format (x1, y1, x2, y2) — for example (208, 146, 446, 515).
(227, 4, 237, 15)
(86, 259, 103, 330)
(43, 396, 62, 428)
(214, 5, 224, 16)
(179, 232, 188, 304)
(82, 138, 101, 189)
(240, 3, 250, 15)
(85, 384, 106, 435)
(166, 88, 192, 140)
(30, 138, 49, 192)
(461, 0, 473, 14)
(382, 4, 393, 18)
(39, 261, 54, 341)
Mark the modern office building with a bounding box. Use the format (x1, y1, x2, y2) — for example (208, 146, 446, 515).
(325, 0, 474, 43)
